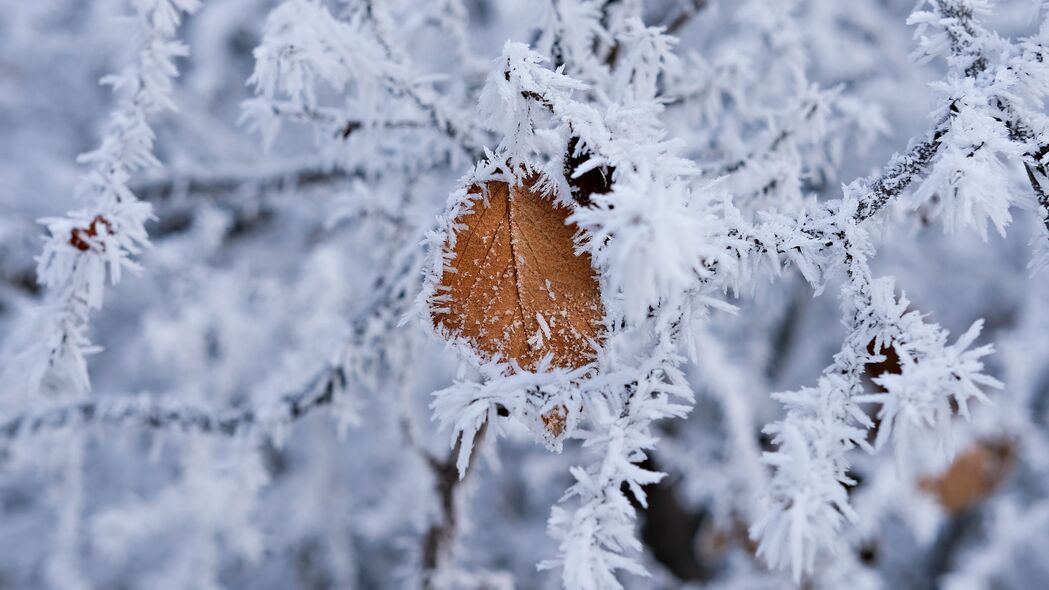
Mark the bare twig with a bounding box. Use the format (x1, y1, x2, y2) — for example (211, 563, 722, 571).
(420, 430, 483, 588)
(132, 165, 363, 203)
(663, 0, 709, 36)
(263, 101, 428, 140)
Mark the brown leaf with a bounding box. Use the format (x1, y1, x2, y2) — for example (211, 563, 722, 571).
(69, 215, 113, 252)
(432, 175, 604, 370)
(541, 406, 568, 438)
(918, 440, 1014, 513)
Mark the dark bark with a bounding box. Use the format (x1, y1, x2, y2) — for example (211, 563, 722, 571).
(564, 135, 616, 206)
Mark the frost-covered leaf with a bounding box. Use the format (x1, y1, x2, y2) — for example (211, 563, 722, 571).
(431, 176, 604, 370)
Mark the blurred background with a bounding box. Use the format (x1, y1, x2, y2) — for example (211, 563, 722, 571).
(0, 1, 1047, 588)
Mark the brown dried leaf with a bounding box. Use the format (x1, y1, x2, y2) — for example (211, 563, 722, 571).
(69, 215, 113, 252)
(918, 440, 1014, 513)
(541, 406, 568, 439)
(432, 176, 604, 370)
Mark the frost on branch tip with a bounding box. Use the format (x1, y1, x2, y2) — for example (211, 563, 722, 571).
(909, 83, 1021, 239)
(569, 179, 741, 327)
(477, 42, 589, 172)
(861, 320, 1000, 455)
(541, 341, 694, 590)
(248, 0, 385, 110)
(751, 375, 868, 583)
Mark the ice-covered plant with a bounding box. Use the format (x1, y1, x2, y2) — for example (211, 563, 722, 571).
(0, 1, 1048, 589)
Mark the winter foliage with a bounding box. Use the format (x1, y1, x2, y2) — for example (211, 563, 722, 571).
(2, 0, 1049, 588)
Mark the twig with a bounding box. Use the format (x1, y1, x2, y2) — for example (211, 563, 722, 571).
(999, 103, 1049, 232)
(853, 119, 951, 222)
(264, 101, 427, 140)
(716, 98, 822, 176)
(0, 365, 344, 449)
(420, 429, 483, 588)
(131, 165, 364, 203)
(361, 0, 486, 162)
(663, 0, 709, 36)
(0, 236, 423, 450)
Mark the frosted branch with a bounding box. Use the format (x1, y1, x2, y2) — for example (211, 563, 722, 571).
(10, 0, 200, 398)
(0, 364, 344, 449)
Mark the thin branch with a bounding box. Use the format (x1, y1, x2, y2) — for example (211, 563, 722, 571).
(420, 429, 483, 588)
(264, 101, 428, 140)
(715, 97, 822, 176)
(0, 166, 377, 299)
(0, 364, 344, 449)
(663, 0, 709, 36)
(0, 236, 423, 450)
(1025, 162, 1049, 220)
(853, 118, 951, 222)
(820, 2, 994, 223)
(131, 165, 363, 203)
(998, 102, 1049, 232)
(361, 0, 486, 162)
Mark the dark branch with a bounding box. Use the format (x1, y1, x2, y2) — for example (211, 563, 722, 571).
(822, 3, 992, 223)
(938, 1, 990, 77)
(420, 432, 480, 588)
(132, 165, 363, 203)
(998, 101, 1049, 232)
(663, 0, 709, 36)
(262, 101, 428, 141)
